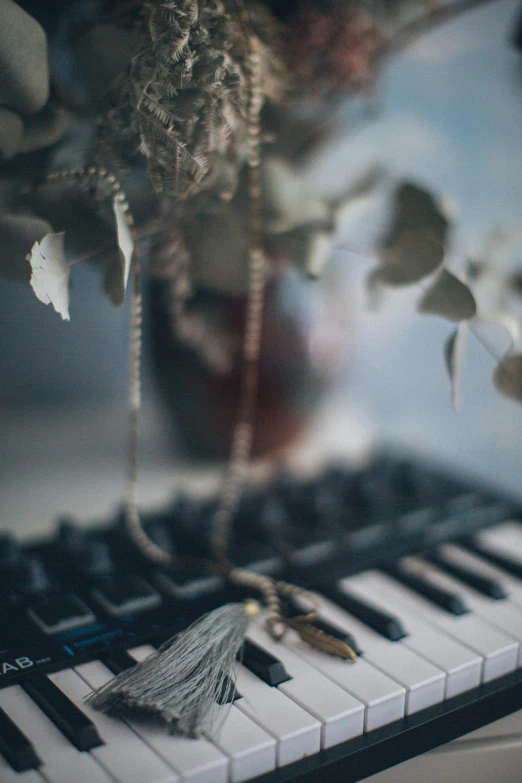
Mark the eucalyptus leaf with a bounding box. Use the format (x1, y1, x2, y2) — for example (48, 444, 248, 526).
(378, 229, 445, 285)
(377, 182, 450, 285)
(27, 232, 70, 320)
(493, 354, 522, 404)
(444, 323, 467, 412)
(418, 268, 476, 322)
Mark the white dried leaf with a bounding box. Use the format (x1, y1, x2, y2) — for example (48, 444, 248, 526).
(27, 232, 70, 320)
(306, 232, 334, 280)
(471, 316, 520, 358)
(444, 323, 467, 412)
(112, 196, 135, 306)
(418, 268, 476, 322)
(493, 353, 522, 404)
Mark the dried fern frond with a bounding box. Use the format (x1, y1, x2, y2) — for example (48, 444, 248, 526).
(94, 0, 287, 201)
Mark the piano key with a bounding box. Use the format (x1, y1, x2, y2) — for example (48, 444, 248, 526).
(340, 572, 482, 698)
(306, 592, 446, 714)
(318, 582, 407, 641)
(0, 685, 112, 783)
(275, 629, 405, 732)
(246, 620, 365, 748)
(78, 650, 229, 783)
(217, 674, 241, 704)
(385, 564, 469, 615)
(368, 570, 519, 681)
(233, 663, 322, 767)
(465, 523, 522, 577)
(49, 667, 178, 783)
(205, 703, 276, 783)
(404, 556, 522, 666)
(427, 548, 507, 599)
(0, 755, 44, 783)
(240, 639, 290, 686)
(99, 649, 136, 675)
(283, 594, 363, 655)
(0, 705, 41, 772)
(22, 673, 103, 752)
(438, 543, 522, 605)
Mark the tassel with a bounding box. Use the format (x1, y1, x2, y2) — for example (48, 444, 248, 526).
(87, 600, 259, 737)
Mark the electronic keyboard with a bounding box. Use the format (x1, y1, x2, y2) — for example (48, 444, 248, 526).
(1, 453, 522, 783)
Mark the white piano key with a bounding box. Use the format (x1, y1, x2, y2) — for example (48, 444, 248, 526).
(279, 633, 405, 733)
(77, 651, 228, 783)
(367, 569, 519, 681)
(404, 556, 522, 666)
(303, 593, 445, 715)
(232, 663, 321, 767)
(342, 572, 482, 698)
(0, 757, 44, 783)
(440, 544, 522, 605)
(477, 522, 522, 557)
(50, 667, 178, 783)
(247, 620, 365, 748)
(0, 685, 111, 783)
(206, 702, 276, 783)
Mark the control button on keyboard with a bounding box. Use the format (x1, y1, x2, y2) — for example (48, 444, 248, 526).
(154, 568, 224, 600)
(372, 570, 519, 682)
(341, 572, 482, 698)
(240, 639, 290, 686)
(387, 562, 469, 615)
(318, 583, 407, 641)
(247, 621, 364, 749)
(50, 667, 178, 783)
(0, 705, 41, 772)
(427, 548, 507, 599)
(77, 653, 229, 783)
(27, 594, 95, 635)
(0, 685, 112, 783)
(91, 575, 161, 616)
(22, 673, 103, 752)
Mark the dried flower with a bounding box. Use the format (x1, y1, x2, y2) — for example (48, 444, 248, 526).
(94, 0, 286, 201)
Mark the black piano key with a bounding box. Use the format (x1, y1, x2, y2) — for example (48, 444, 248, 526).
(240, 639, 290, 686)
(0, 706, 41, 772)
(22, 674, 103, 752)
(319, 583, 407, 641)
(386, 565, 469, 616)
(427, 550, 507, 599)
(99, 649, 137, 675)
(283, 595, 363, 655)
(216, 674, 242, 704)
(463, 539, 522, 581)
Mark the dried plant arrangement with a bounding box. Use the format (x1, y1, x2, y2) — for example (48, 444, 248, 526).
(0, 0, 521, 736)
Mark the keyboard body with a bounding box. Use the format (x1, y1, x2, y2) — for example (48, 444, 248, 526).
(1, 453, 522, 783)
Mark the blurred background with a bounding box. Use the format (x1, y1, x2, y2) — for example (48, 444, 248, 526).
(1, 0, 522, 537)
